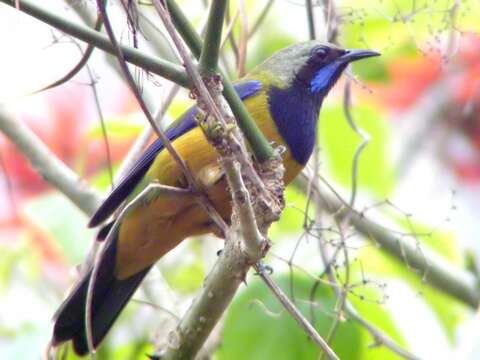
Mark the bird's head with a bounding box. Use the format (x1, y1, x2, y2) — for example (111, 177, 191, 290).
(247, 42, 379, 165)
(251, 41, 379, 94)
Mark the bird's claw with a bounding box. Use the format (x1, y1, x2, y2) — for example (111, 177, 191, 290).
(255, 262, 274, 276)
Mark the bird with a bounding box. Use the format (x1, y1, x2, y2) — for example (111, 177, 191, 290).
(51, 41, 379, 355)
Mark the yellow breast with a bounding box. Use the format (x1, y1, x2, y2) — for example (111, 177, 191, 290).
(115, 90, 305, 279)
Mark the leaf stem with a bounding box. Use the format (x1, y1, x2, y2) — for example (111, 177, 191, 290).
(199, 0, 228, 75)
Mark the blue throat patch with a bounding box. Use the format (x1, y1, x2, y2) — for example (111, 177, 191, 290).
(310, 61, 343, 93)
(268, 83, 324, 164)
(268, 62, 346, 164)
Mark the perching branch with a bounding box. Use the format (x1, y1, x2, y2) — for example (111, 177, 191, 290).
(152, 2, 337, 359)
(150, 3, 275, 358)
(0, 106, 101, 215)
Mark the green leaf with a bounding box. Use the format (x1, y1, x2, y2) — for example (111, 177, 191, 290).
(217, 274, 364, 360)
(319, 104, 394, 198)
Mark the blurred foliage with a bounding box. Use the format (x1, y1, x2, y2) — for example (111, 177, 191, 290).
(320, 104, 394, 198)
(1, 0, 479, 359)
(218, 273, 407, 360)
(22, 193, 93, 264)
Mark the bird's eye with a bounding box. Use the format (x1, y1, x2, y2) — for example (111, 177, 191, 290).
(311, 46, 328, 61)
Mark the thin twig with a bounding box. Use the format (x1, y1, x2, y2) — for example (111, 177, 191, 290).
(296, 172, 480, 308)
(27, 16, 103, 95)
(225, 6, 240, 72)
(84, 59, 114, 188)
(255, 265, 339, 360)
(248, 0, 274, 39)
(220, 10, 239, 50)
(342, 78, 370, 207)
(2, 0, 190, 87)
(344, 301, 422, 360)
(305, 0, 316, 40)
(237, 0, 248, 77)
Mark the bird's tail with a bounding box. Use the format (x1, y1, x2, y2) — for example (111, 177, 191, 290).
(51, 225, 151, 356)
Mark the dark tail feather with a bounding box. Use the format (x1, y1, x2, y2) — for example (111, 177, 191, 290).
(52, 228, 151, 356)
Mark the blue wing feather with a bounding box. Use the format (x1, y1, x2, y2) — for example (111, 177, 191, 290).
(88, 80, 262, 227)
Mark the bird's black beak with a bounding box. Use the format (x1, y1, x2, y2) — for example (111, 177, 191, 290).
(339, 49, 380, 63)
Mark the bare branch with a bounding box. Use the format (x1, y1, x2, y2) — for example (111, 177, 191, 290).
(150, 2, 290, 358)
(0, 106, 101, 215)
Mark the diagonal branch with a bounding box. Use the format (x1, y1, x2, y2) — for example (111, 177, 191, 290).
(0, 0, 190, 87)
(0, 106, 101, 215)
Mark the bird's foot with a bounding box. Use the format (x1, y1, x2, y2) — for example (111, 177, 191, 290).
(254, 262, 274, 276)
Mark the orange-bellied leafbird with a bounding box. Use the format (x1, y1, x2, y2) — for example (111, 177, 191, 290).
(51, 41, 379, 355)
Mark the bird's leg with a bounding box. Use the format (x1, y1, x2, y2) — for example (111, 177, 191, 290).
(254, 262, 274, 276)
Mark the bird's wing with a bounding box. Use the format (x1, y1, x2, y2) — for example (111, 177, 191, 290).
(88, 80, 262, 227)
